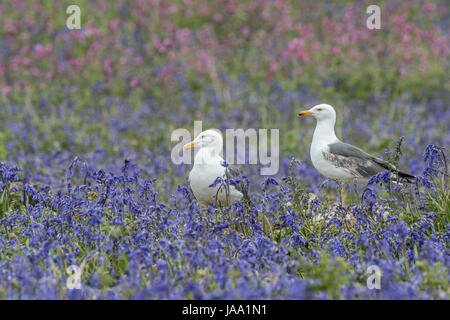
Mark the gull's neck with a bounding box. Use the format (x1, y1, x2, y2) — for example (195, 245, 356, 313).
(312, 118, 339, 147)
(194, 147, 223, 165)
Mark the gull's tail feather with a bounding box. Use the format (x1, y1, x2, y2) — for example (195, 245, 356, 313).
(371, 157, 415, 183)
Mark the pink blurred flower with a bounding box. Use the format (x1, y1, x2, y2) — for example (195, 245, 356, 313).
(2, 86, 12, 99)
(331, 46, 341, 55)
(104, 58, 114, 74)
(198, 50, 214, 70)
(22, 57, 31, 66)
(33, 43, 44, 57)
(288, 38, 304, 52)
(422, 2, 437, 13)
(176, 28, 191, 43)
(33, 43, 52, 59)
(134, 57, 143, 65)
(269, 60, 278, 73)
(130, 76, 140, 88)
(109, 19, 121, 32)
(30, 67, 39, 76)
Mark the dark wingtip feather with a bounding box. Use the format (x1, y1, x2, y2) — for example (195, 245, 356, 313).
(397, 170, 415, 183)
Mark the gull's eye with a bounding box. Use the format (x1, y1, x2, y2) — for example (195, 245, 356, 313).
(317, 108, 323, 112)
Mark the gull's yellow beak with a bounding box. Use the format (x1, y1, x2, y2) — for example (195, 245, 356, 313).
(183, 141, 197, 151)
(298, 110, 313, 117)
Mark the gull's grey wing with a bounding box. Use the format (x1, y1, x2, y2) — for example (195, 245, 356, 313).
(327, 142, 414, 181)
(226, 166, 251, 201)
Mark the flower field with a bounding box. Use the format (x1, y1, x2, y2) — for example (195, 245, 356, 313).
(0, 0, 449, 299)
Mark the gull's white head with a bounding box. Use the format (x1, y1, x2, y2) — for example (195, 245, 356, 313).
(183, 129, 223, 153)
(298, 104, 336, 123)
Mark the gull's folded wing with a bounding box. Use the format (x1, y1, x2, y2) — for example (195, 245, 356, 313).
(327, 142, 414, 181)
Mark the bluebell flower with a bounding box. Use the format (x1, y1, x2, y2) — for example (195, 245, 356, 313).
(263, 177, 279, 188)
(209, 177, 223, 188)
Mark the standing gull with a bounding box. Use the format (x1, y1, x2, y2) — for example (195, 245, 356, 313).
(298, 104, 414, 204)
(183, 129, 250, 206)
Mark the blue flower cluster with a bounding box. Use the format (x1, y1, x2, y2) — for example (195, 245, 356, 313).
(0, 128, 447, 299)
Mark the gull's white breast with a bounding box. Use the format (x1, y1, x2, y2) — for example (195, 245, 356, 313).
(189, 161, 243, 205)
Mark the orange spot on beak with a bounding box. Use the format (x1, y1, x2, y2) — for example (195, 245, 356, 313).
(183, 141, 197, 151)
(299, 110, 313, 116)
